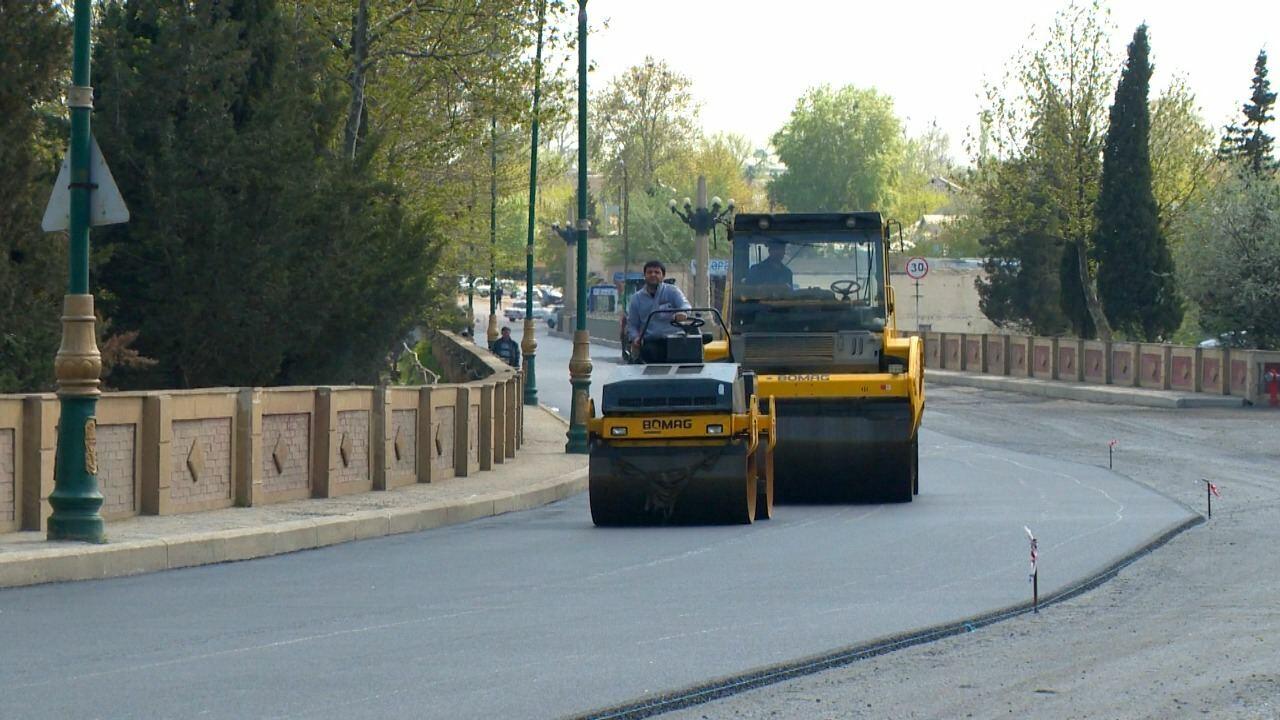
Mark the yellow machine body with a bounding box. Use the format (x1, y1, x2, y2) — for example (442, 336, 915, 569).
(586, 343, 777, 526)
(727, 212, 924, 502)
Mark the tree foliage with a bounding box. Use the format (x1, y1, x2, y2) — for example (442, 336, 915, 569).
(1093, 25, 1181, 341)
(973, 0, 1116, 339)
(91, 0, 440, 388)
(769, 85, 903, 213)
(1177, 171, 1280, 349)
(1219, 50, 1278, 176)
(0, 0, 70, 392)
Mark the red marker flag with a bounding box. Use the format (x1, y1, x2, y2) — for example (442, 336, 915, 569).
(1108, 439, 1118, 448)
(1207, 481, 1221, 498)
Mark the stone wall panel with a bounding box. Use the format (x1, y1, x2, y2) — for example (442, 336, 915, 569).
(262, 413, 310, 495)
(432, 406, 455, 472)
(391, 409, 417, 484)
(97, 424, 136, 517)
(171, 418, 233, 506)
(0, 429, 13, 523)
(334, 410, 370, 485)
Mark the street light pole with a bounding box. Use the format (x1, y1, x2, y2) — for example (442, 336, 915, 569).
(621, 159, 630, 293)
(566, 0, 592, 454)
(487, 110, 500, 347)
(49, 0, 105, 543)
(522, 0, 546, 406)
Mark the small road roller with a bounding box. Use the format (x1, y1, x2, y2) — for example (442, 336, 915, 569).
(587, 309, 776, 526)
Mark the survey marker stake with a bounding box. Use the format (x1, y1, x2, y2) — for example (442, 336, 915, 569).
(1025, 526, 1039, 613)
(1202, 479, 1221, 519)
(1107, 439, 1118, 470)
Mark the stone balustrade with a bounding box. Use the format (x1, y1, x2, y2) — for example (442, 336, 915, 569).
(915, 331, 1280, 408)
(0, 330, 522, 534)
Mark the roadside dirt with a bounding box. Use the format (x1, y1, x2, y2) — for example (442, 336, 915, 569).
(667, 385, 1280, 719)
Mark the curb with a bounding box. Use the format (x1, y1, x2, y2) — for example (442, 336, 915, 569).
(926, 370, 1246, 409)
(0, 465, 588, 590)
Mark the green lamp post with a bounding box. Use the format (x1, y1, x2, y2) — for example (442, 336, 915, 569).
(566, 0, 592, 454)
(522, 0, 546, 406)
(49, 0, 105, 543)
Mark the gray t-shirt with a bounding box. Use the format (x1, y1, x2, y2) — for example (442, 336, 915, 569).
(626, 282, 691, 342)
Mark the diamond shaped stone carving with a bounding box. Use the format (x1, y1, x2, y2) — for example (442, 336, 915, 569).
(187, 441, 205, 483)
(393, 425, 404, 462)
(339, 432, 353, 468)
(272, 436, 289, 474)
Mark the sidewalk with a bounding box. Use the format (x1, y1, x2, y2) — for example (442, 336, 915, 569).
(0, 406, 587, 589)
(927, 369, 1247, 408)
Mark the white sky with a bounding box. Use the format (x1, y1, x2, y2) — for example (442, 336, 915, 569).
(583, 0, 1277, 163)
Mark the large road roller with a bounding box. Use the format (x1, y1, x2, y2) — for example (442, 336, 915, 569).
(587, 309, 776, 526)
(726, 212, 924, 503)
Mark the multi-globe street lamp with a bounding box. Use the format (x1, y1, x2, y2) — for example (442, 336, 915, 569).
(669, 177, 734, 309)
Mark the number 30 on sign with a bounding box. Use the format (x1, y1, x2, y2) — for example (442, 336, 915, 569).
(906, 257, 929, 280)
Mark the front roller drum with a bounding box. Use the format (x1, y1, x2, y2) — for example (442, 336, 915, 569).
(590, 441, 756, 526)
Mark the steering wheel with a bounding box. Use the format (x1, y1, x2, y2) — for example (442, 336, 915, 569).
(829, 279, 862, 301)
(671, 316, 705, 334)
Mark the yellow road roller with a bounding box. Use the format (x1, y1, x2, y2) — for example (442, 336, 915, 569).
(587, 309, 776, 526)
(727, 212, 924, 503)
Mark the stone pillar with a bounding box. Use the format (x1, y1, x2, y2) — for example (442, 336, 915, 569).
(312, 388, 335, 498)
(233, 389, 262, 507)
(140, 394, 173, 516)
(20, 396, 58, 531)
(371, 385, 393, 491)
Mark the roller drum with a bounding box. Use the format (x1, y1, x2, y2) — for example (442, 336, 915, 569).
(589, 441, 756, 525)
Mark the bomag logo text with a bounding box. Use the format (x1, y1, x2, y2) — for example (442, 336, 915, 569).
(642, 418, 693, 431)
(779, 374, 830, 382)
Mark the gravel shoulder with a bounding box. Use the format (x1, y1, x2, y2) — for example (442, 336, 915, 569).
(667, 385, 1280, 720)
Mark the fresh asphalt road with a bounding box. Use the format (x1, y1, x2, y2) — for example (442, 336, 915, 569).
(0, 414, 1193, 719)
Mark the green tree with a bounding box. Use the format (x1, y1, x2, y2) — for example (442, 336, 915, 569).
(973, 0, 1115, 339)
(1149, 77, 1217, 236)
(1176, 171, 1280, 349)
(1093, 25, 1181, 340)
(92, 0, 438, 388)
(592, 57, 700, 191)
(892, 122, 954, 230)
(975, 157, 1074, 335)
(0, 0, 69, 392)
(769, 85, 904, 213)
(1219, 50, 1278, 175)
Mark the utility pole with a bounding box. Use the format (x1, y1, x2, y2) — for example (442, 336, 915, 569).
(48, 0, 106, 542)
(522, 0, 546, 406)
(566, 0, 592, 454)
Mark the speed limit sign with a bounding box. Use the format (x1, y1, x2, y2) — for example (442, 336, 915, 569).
(906, 257, 929, 280)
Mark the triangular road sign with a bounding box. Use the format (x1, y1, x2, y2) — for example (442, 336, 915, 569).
(42, 134, 130, 232)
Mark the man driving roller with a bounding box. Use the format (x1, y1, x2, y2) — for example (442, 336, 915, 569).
(744, 239, 793, 286)
(626, 259, 691, 360)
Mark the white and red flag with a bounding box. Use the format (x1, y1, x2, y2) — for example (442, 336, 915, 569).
(1024, 526, 1038, 578)
(1206, 480, 1221, 498)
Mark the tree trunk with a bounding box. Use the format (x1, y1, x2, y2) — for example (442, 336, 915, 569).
(343, 0, 370, 160)
(1074, 237, 1113, 342)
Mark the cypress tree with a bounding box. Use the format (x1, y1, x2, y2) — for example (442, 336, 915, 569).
(1093, 25, 1181, 340)
(1219, 50, 1278, 175)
